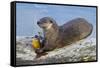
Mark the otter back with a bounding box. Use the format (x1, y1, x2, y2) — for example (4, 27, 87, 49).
(60, 18, 93, 45)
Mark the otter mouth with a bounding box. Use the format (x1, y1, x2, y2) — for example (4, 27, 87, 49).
(38, 24, 53, 30)
(37, 24, 46, 29)
(37, 22, 53, 30)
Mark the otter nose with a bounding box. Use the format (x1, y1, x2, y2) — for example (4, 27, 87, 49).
(37, 21, 40, 24)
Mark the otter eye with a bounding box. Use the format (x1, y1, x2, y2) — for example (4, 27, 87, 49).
(50, 20, 53, 23)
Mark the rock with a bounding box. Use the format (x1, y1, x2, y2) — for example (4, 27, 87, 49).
(16, 36, 97, 66)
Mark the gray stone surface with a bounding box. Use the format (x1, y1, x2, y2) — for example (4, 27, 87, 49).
(16, 37, 97, 65)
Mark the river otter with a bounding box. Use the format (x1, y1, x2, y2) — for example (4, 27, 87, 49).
(36, 17, 93, 56)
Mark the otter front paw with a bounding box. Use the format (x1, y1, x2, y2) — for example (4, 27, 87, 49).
(35, 48, 44, 54)
(36, 52, 48, 58)
(35, 48, 48, 58)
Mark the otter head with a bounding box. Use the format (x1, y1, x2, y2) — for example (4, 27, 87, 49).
(37, 17, 57, 30)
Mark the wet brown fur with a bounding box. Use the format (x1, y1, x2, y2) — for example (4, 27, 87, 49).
(36, 17, 93, 57)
